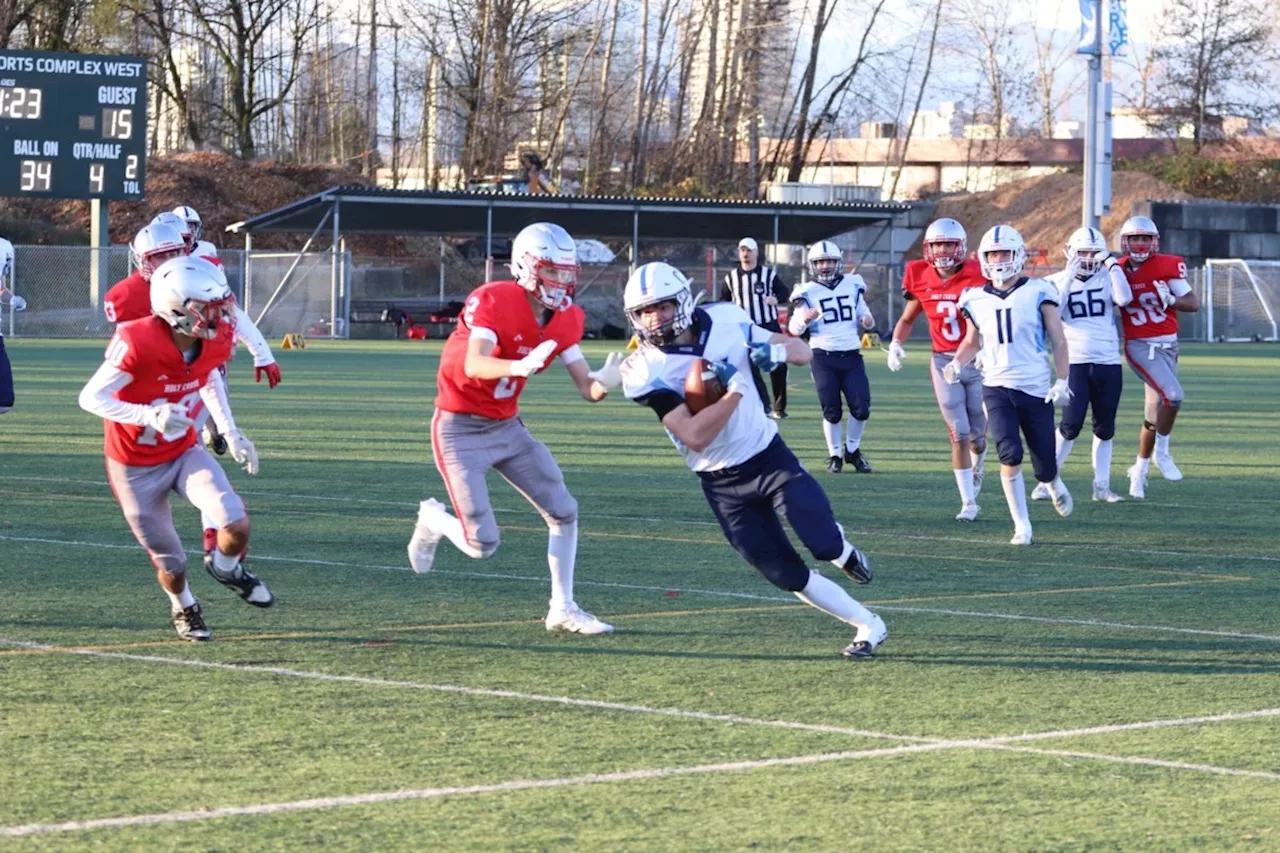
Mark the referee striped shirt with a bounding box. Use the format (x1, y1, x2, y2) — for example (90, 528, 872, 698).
(720, 265, 788, 327)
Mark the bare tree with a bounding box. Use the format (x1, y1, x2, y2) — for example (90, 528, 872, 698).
(1030, 0, 1084, 137)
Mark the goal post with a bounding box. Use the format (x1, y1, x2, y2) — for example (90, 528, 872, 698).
(1204, 259, 1280, 342)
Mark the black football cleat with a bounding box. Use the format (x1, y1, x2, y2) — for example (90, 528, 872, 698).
(838, 544, 874, 585)
(826, 455, 843, 474)
(205, 554, 275, 608)
(841, 641, 875, 659)
(844, 449, 872, 473)
(172, 602, 212, 641)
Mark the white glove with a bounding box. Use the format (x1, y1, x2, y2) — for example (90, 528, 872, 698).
(145, 403, 194, 438)
(942, 359, 963, 385)
(1103, 255, 1122, 273)
(1154, 279, 1176, 308)
(1045, 378, 1073, 406)
(226, 430, 259, 475)
(860, 313, 876, 330)
(8, 294, 26, 311)
(587, 352, 623, 390)
(787, 306, 818, 336)
(509, 339, 558, 378)
(886, 341, 906, 372)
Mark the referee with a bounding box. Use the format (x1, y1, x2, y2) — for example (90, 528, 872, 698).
(719, 237, 790, 418)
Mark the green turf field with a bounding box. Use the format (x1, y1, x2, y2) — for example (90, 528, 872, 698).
(1, 338, 1277, 851)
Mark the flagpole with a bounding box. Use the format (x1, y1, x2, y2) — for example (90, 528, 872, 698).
(1082, 0, 1103, 230)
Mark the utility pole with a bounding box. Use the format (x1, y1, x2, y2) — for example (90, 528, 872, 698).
(1080, 0, 1112, 230)
(365, 0, 378, 179)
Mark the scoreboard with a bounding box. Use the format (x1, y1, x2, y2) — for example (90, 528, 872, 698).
(0, 49, 147, 201)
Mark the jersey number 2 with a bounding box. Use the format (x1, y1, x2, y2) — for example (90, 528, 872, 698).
(493, 377, 519, 399)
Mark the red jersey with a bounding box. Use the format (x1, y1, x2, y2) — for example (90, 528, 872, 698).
(1119, 253, 1188, 340)
(436, 281, 585, 420)
(102, 316, 235, 466)
(901, 258, 987, 353)
(103, 272, 151, 323)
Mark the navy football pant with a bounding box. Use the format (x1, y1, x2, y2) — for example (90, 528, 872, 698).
(0, 337, 13, 413)
(983, 386, 1057, 483)
(812, 349, 870, 423)
(1059, 363, 1122, 441)
(699, 436, 843, 592)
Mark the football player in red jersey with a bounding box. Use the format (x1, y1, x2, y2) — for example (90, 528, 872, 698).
(1116, 216, 1199, 498)
(79, 257, 272, 641)
(886, 218, 990, 521)
(407, 222, 622, 634)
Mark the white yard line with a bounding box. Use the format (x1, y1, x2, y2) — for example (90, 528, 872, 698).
(3, 533, 1278, 642)
(1, 636, 1277, 837)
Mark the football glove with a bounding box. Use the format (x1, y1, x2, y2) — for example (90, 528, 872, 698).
(748, 342, 788, 372)
(509, 339, 558, 377)
(255, 362, 283, 388)
(710, 359, 738, 385)
(587, 352, 623, 390)
(725, 370, 753, 399)
(226, 430, 259, 475)
(1154, 279, 1176, 308)
(1044, 378, 1073, 406)
(860, 313, 876, 330)
(4, 293, 26, 311)
(941, 359, 963, 385)
(886, 341, 906, 372)
(145, 403, 194, 438)
(1103, 255, 1122, 273)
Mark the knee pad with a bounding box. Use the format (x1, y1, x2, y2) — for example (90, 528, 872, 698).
(550, 495, 579, 527)
(996, 438, 1023, 467)
(1092, 424, 1116, 441)
(822, 407, 843, 424)
(151, 554, 189, 577)
(759, 559, 810, 593)
(1164, 396, 1183, 409)
(466, 535, 500, 560)
(850, 403, 870, 422)
(1059, 421, 1082, 441)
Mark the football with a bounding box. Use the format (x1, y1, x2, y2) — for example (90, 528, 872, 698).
(684, 358, 726, 414)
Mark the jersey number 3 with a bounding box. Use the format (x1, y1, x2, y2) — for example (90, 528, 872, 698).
(935, 301, 962, 342)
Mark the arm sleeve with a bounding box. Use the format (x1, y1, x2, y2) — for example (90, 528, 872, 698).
(78, 363, 150, 426)
(234, 306, 276, 367)
(1108, 266, 1133, 306)
(559, 344, 586, 365)
(635, 389, 684, 421)
(199, 368, 239, 435)
(1168, 278, 1192, 297)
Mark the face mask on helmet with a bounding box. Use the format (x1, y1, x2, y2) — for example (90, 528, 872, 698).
(811, 258, 841, 283)
(924, 239, 964, 270)
(181, 294, 235, 340)
(517, 254, 578, 309)
(1068, 248, 1104, 277)
(630, 296, 691, 346)
(1122, 233, 1156, 262)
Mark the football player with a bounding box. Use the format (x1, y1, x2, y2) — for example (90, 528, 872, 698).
(887, 218, 989, 521)
(620, 262, 887, 659)
(788, 240, 876, 473)
(173, 205, 221, 265)
(406, 222, 620, 634)
(78, 257, 272, 641)
(1117, 216, 1199, 498)
(1033, 227, 1132, 504)
(104, 224, 282, 556)
(947, 226, 1073, 545)
(0, 236, 26, 414)
(150, 211, 196, 254)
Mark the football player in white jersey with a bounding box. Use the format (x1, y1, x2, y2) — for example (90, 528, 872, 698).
(789, 241, 876, 473)
(947, 226, 1074, 545)
(1033, 227, 1133, 504)
(174, 205, 219, 262)
(0, 236, 26, 414)
(620, 262, 887, 659)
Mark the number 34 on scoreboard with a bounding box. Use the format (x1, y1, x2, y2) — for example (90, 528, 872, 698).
(0, 48, 147, 201)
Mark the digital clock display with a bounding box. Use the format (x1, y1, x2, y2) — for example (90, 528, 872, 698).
(0, 86, 41, 119)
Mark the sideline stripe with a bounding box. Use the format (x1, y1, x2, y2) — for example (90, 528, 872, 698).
(2, 534, 1277, 643)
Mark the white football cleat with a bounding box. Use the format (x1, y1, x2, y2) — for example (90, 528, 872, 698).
(1092, 483, 1124, 503)
(955, 502, 980, 522)
(407, 498, 446, 573)
(1010, 528, 1034, 546)
(1155, 454, 1183, 481)
(843, 613, 888, 659)
(545, 602, 615, 635)
(1127, 464, 1147, 499)
(1030, 481, 1052, 501)
(1051, 481, 1073, 517)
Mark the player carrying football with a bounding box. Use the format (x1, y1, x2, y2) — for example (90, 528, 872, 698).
(620, 262, 887, 659)
(406, 222, 620, 634)
(1033, 227, 1132, 504)
(79, 257, 271, 641)
(788, 240, 876, 474)
(887, 218, 989, 521)
(1116, 216, 1199, 498)
(947, 226, 1074, 545)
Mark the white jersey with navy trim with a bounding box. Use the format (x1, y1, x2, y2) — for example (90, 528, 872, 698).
(621, 302, 777, 473)
(1046, 267, 1131, 366)
(790, 274, 870, 351)
(957, 277, 1059, 398)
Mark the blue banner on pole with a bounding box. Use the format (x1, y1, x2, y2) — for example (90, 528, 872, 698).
(1078, 0, 1100, 54)
(1109, 0, 1129, 56)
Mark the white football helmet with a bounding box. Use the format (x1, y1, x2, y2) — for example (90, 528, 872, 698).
(130, 224, 188, 281)
(1120, 216, 1159, 262)
(509, 222, 579, 310)
(624, 262, 695, 346)
(151, 211, 194, 253)
(173, 205, 203, 242)
(150, 256, 235, 340)
(977, 225, 1026, 284)
(1065, 226, 1109, 278)
(923, 218, 967, 271)
(0, 237, 13, 289)
(806, 240, 843, 284)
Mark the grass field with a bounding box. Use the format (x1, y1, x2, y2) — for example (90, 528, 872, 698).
(1, 337, 1278, 852)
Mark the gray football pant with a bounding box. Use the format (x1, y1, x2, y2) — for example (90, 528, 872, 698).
(930, 353, 987, 445)
(106, 444, 246, 576)
(431, 409, 577, 556)
(1124, 339, 1183, 423)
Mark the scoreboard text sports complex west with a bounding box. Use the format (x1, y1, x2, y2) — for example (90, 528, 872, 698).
(0, 50, 147, 201)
